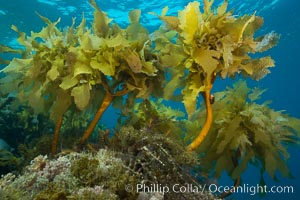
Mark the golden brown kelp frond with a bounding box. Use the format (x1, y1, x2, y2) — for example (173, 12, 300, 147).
(0, 44, 24, 65)
(1, 15, 91, 120)
(0, 44, 22, 54)
(154, 0, 279, 117)
(0, 3, 161, 116)
(88, 0, 111, 38)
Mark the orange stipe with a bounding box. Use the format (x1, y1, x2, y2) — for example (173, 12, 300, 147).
(52, 116, 63, 155)
(80, 92, 113, 145)
(187, 88, 213, 151)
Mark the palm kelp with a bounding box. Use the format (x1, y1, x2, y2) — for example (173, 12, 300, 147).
(0, 0, 162, 154)
(190, 81, 300, 197)
(0, 0, 299, 199)
(152, 0, 280, 150)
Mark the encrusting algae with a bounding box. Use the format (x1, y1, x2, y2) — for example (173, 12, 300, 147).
(0, 0, 299, 199)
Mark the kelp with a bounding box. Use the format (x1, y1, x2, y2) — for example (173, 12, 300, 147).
(0, 1, 163, 149)
(0, 7, 160, 115)
(192, 81, 300, 183)
(152, 0, 280, 150)
(0, 44, 23, 65)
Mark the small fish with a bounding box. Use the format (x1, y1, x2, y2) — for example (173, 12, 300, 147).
(209, 94, 215, 104)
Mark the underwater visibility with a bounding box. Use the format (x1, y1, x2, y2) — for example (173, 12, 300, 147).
(0, 0, 300, 199)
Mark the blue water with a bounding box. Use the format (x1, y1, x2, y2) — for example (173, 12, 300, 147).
(0, 0, 299, 199)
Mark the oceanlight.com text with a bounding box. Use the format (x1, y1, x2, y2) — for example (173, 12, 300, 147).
(209, 183, 294, 196)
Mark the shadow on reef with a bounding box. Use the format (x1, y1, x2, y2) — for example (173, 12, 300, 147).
(0, 94, 53, 174)
(0, 93, 107, 176)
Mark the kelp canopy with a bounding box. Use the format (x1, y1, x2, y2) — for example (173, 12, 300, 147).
(0, 0, 161, 123)
(153, 0, 279, 116)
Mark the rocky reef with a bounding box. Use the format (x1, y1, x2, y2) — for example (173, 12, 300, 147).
(0, 126, 218, 200)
